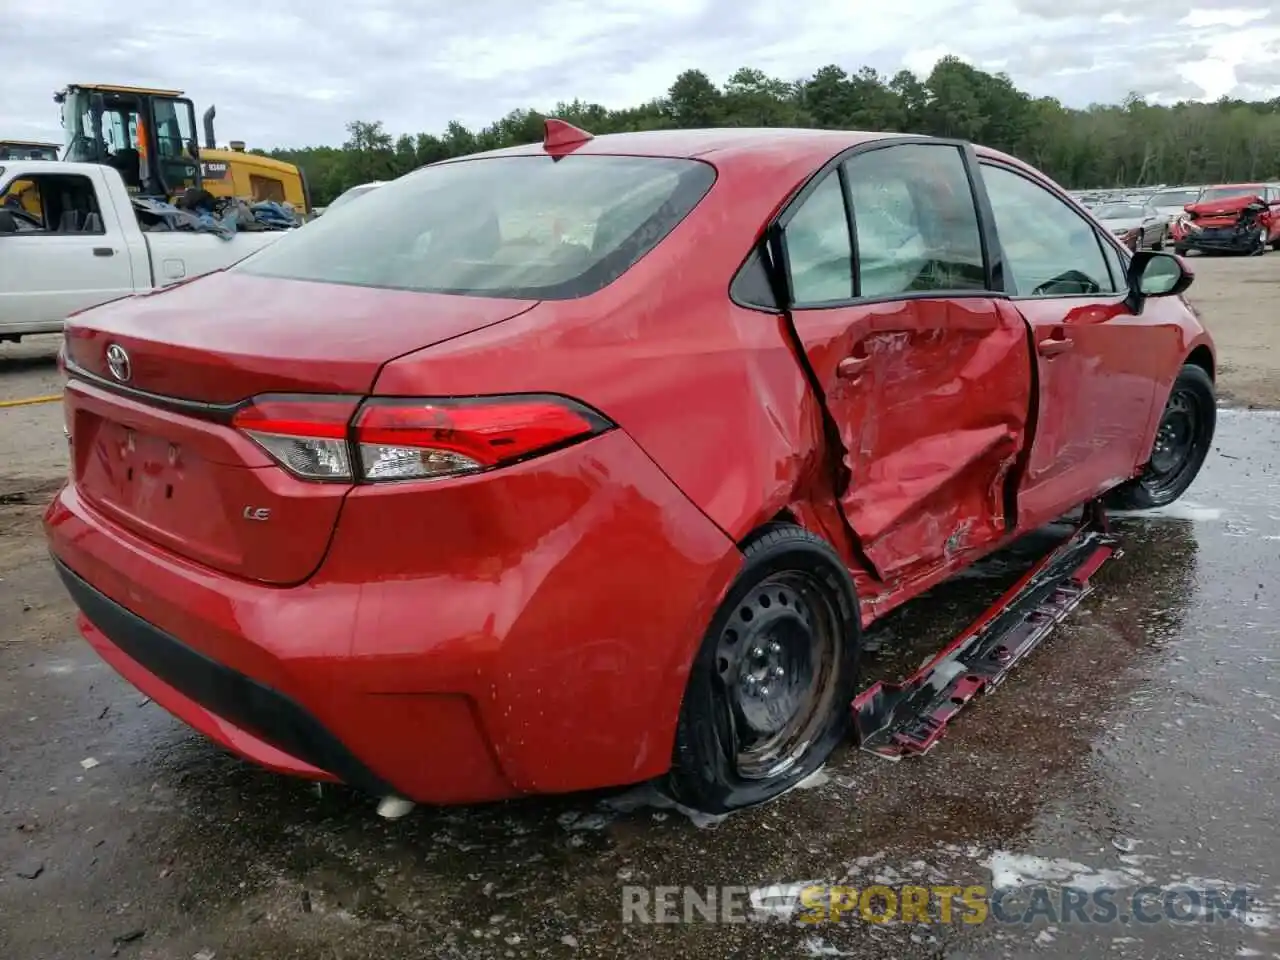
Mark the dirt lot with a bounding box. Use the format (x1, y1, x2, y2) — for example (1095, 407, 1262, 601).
(1179, 254, 1280, 408)
(2, 255, 1280, 959)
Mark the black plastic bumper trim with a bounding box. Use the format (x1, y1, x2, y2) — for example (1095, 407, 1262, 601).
(53, 556, 395, 798)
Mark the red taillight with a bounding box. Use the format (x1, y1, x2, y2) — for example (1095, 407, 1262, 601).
(231, 393, 612, 483)
(353, 395, 613, 482)
(231, 395, 359, 481)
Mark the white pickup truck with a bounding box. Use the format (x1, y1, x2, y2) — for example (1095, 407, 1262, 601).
(0, 160, 288, 342)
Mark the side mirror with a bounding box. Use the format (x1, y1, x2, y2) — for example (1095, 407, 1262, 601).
(1125, 250, 1192, 312)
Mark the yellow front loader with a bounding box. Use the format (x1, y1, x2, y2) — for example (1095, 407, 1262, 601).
(53, 83, 311, 214)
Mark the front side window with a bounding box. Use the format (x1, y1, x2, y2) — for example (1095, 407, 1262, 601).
(0, 174, 103, 234)
(1099, 232, 1129, 292)
(237, 155, 716, 300)
(844, 143, 986, 297)
(982, 164, 1116, 297)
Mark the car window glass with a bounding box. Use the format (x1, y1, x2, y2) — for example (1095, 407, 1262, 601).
(1099, 234, 1128, 291)
(237, 155, 715, 301)
(1095, 203, 1144, 219)
(844, 144, 986, 297)
(782, 173, 853, 304)
(0, 173, 104, 235)
(982, 164, 1116, 297)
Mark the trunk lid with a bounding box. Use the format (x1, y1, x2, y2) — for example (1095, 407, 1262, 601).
(63, 271, 538, 584)
(64, 271, 538, 403)
(1100, 217, 1141, 235)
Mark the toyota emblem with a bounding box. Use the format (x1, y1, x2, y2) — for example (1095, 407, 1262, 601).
(105, 344, 131, 383)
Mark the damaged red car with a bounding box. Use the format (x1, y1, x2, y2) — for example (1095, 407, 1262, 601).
(46, 123, 1217, 814)
(1171, 182, 1280, 255)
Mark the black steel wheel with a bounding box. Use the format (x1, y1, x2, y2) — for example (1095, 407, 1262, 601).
(668, 524, 860, 813)
(1107, 363, 1216, 510)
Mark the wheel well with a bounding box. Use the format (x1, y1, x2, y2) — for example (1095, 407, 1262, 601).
(1186, 345, 1214, 381)
(737, 510, 802, 551)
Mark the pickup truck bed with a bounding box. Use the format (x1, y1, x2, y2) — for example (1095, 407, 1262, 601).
(0, 160, 289, 341)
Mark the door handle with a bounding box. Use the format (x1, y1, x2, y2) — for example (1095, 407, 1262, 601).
(1037, 334, 1073, 357)
(93, 247, 114, 257)
(836, 355, 871, 379)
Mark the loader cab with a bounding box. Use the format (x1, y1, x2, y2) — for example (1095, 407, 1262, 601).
(56, 84, 202, 199)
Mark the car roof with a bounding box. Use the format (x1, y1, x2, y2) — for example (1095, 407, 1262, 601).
(444, 128, 1089, 196)
(465, 127, 895, 163)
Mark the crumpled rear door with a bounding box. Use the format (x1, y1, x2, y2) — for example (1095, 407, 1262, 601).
(791, 296, 1032, 581)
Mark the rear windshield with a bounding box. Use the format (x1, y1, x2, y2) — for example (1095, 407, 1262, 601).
(1152, 189, 1200, 207)
(236, 155, 716, 299)
(1094, 203, 1145, 219)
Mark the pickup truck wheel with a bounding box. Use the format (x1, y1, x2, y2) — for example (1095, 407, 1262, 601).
(668, 524, 860, 814)
(1107, 363, 1215, 511)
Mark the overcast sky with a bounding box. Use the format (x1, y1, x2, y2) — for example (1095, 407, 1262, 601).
(5, 0, 1279, 150)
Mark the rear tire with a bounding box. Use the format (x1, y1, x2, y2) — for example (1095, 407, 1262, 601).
(1106, 363, 1215, 510)
(668, 524, 861, 814)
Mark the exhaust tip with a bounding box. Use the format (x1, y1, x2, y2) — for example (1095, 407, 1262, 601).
(376, 795, 416, 819)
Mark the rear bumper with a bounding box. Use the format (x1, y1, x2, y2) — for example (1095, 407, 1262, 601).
(54, 557, 390, 793)
(45, 429, 741, 803)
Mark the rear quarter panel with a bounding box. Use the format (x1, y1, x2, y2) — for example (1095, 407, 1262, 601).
(372, 150, 847, 551)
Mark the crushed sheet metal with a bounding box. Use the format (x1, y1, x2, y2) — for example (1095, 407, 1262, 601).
(852, 506, 1119, 759)
(0, 394, 62, 408)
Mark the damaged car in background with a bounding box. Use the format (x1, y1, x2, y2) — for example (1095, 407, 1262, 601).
(1171, 182, 1280, 255)
(45, 123, 1216, 816)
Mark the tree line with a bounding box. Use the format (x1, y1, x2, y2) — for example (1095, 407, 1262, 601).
(258, 57, 1280, 207)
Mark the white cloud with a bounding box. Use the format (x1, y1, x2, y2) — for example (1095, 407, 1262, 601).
(2, 0, 1278, 149)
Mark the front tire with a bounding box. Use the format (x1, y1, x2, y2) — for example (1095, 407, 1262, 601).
(668, 524, 861, 813)
(1106, 363, 1215, 510)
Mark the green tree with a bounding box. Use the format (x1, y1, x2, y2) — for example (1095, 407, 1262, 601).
(264, 59, 1280, 205)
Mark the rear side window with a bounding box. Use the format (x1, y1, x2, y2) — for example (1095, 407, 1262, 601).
(844, 143, 987, 297)
(782, 174, 854, 304)
(236, 155, 716, 300)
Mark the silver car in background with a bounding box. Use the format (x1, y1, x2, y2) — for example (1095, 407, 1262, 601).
(1091, 200, 1168, 251)
(1149, 186, 1204, 222)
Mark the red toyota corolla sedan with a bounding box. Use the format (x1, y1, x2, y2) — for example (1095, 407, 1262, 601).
(45, 124, 1216, 814)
